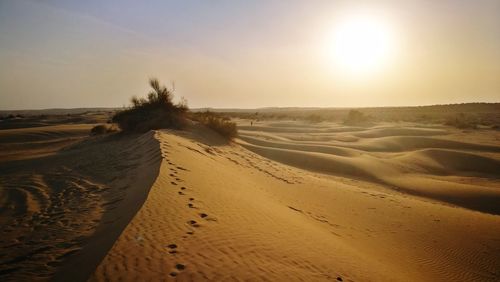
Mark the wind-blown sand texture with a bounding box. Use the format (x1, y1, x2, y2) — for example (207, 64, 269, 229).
(90, 121, 500, 281)
(0, 124, 162, 281)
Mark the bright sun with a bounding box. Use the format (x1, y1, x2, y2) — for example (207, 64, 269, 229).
(327, 14, 395, 76)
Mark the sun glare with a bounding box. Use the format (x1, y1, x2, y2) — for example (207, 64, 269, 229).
(327, 13, 395, 76)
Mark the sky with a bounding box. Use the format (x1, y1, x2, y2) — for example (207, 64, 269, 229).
(1, 0, 499, 110)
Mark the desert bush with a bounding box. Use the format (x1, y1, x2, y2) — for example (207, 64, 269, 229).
(444, 113, 479, 129)
(112, 79, 188, 132)
(306, 114, 323, 123)
(90, 124, 117, 135)
(344, 110, 370, 125)
(192, 111, 237, 140)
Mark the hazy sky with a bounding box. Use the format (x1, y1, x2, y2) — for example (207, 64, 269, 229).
(1, 0, 499, 109)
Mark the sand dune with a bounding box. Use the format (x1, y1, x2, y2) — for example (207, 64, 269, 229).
(2, 120, 499, 281)
(0, 124, 95, 161)
(0, 126, 162, 281)
(91, 123, 500, 281)
(238, 121, 500, 214)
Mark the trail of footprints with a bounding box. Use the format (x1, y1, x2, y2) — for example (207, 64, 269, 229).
(227, 150, 302, 184)
(158, 137, 348, 281)
(160, 139, 217, 278)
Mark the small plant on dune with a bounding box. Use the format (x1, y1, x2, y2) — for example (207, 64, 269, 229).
(112, 79, 188, 132)
(444, 113, 479, 129)
(343, 110, 370, 125)
(191, 111, 238, 140)
(306, 114, 323, 123)
(90, 124, 117, 135)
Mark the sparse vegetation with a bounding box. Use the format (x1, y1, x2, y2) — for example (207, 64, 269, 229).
(90, 124, 117, 135)
(343, 110, 370, 125)
(191, 111, 237, 139)
(112, 79, 188, 132)
(110, 78, 238, 139)
(445, 113, 479, 129)
(212, 103, 499, 125)
(306, 114, 323, 123)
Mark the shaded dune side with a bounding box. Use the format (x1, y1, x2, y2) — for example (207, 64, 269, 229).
(0, 131, 163, 282)
(239, 142, 378, 181)
(53, 132, 163, 282)
(397, 149, 500, 176)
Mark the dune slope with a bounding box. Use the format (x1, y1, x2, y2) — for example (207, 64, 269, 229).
(0, 127, 162, 281)
(238, 121, 500, 214)
(92, 125, 500, 281)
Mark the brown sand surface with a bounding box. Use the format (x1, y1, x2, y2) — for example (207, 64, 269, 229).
(0, 124, 162, 281)
(91, 122, 500, 281)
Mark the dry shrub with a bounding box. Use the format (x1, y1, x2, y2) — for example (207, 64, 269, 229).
(112, 79, 188, 132)
(445, 113, 479, 129)
(192, 111, 237, 140)
(343, 110, 370, 125)
(90, 124, 117, 135)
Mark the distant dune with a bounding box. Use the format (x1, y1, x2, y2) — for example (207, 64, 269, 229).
(238, 120, 500, 215)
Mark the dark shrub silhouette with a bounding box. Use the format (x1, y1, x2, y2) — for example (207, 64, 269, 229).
(306, 114, 323, 123)
(112, 79, 188, 132)
(90, 124, 117, 135)
(445, 113, 478, 129)
(344, 110, 370, 125)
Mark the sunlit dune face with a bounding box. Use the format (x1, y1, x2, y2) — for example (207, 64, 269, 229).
(327, 14, 395, 76)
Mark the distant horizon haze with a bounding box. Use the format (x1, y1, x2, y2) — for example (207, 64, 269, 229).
(1, 0, 499, 110)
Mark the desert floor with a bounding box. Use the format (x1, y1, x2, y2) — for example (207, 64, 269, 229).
(1, 118, 500, 281)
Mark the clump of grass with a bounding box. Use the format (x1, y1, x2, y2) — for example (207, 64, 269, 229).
(343, 110, 370, 125)
(90, 124, 117, 135)
(112, 79, 188, 132)
(306, 114, 323, 123)
(191, 111, 237, 140)
(444, 113, 479, 129)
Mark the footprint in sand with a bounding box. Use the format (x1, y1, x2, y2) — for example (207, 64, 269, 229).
(187, 220, 200, 227)
(199, 213, 207, 218)
(167, 244, 177, 254)
(187, 203, 194, 208)
(180, 187, 186, 190)
(171, 181, 177, 185)
(169, 263, 186, 277)
(178, 191, 185, 195)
